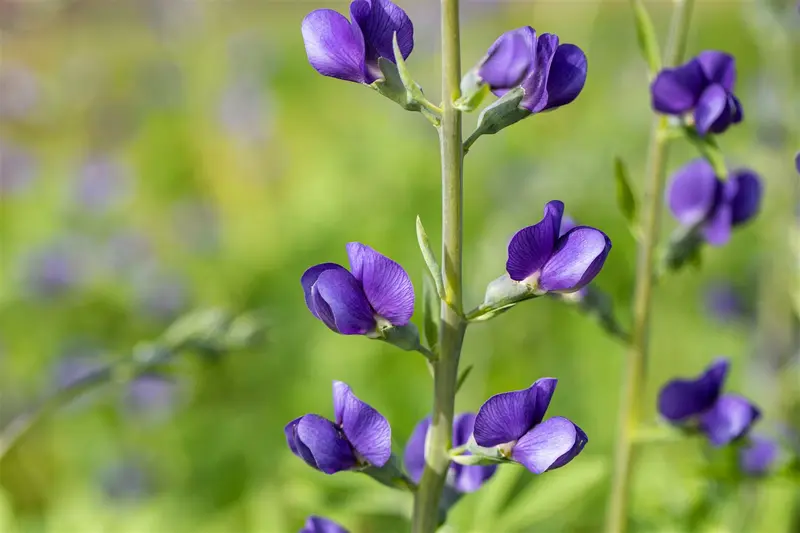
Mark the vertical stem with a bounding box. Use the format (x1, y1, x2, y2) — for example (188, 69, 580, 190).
(605, 1, 695, 532)
(411, 0, 465, 531)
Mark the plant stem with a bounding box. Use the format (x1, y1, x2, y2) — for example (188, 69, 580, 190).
(411, 0, 465, 531)
(605, 1, 695, 532)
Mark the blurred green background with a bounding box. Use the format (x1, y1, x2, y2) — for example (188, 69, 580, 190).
(1, 0, 798, 531)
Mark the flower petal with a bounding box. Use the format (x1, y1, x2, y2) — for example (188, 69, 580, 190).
(450, 412, 497, 493)
(506, 200, 564, 282)
(796, 152, 800, 175)
(739, 436, 779, 476)
(301, 263, 348, 319)
(657, 358, 730, 422)
(301, 9, 368, 84)
(542, 44, 587, 111)
(650, 59, 706, 114)
(285, 416, 304, 457)
(473, 378, 557, 447)
(333, 380, 391, 467)
(301, 515, 350, 533)
(520, 33, 560, 113)
(667, 159, 720, 226)
(478, 26, 536, 92)
(312, 268, 376, 334)
(346, 242, 414, 326)
(559, 215, 577, 236)
(511, 416, 587, 474)
(295, 414, 359, 474)
(403, 416, 431, 484)
(538, 227, 611, 293)
(699, 394, 760, 447)
(453, 412, 476, 447)
(729, 169, 762, 226)
(350, 0, 414, 63)
(701, 203, 732, 246)
(694, 84, 728, 136)
(696, 50, 736, 91)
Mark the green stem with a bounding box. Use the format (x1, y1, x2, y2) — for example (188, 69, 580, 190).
(411, 0, 465, 531)
(605, 1, 695, 532)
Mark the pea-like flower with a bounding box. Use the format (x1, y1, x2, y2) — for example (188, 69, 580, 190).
(651, 51, 742, 135)
(301, 0, 413, 84)
(658, 358, 761, 447)
(667, 159, 762, 246)
(404, 413, 497, 493)
(473, 378, 588, 474)
(477, 26, 587, 114)
(739, 436, 779, 476)
(506, 201, 611, 294)
(300, 516, 349, 533)
(285, 381, 391, 474)
(301, 242, 414, 336)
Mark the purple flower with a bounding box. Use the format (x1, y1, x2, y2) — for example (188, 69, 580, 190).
(658, 358, 761, 446)
(73, 156, 132, 213)
(477, 27, 587, 114)
(300, 516, 349, 533)
(739, 436, 779, 476)
(301, 0, 413, 85)
(0, 63, 39, 121)
(795, 152, 799, 174)
(0, 140, 37, 197)
(285, 381, 391, 474)
(22, 239, 85, 298)
(301, 242, 414, 336)
(667, 159, 763, 246)
(100, 457, 153, 503)
(704, 281, 751, 324)
(124, 374, 178, 419)
(404, 413, 497, 493)
(473, 378, 588, 474)
(506, 201, 611, 294)
(651, 51, 742, 135)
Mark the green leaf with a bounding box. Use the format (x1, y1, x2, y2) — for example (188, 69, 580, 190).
(454, 364, 473, 394)
(392, 33, 425, 104)
(631, 0, 662, 75)
(421, 273, 440, 354)
(614, 157, 638, 226)
(416, 216, 445, 301)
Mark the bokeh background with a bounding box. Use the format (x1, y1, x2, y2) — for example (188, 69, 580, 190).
(1, 0, 799, 531)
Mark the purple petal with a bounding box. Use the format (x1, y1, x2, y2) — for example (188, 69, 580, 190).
(739, 436, 779, 476)
(346, 242, 414, 326)
(701, 203, 732, 246)
(285, 416, 304, 457)
(301, 516, 350, 533)
(696, 51, 736, 91)
(542, 44, 587, 111)
(312, 268, 376, 334)
(650, 59, 706, 114)
(295, 414, 359, 474)
(333, 380, 391, 467)
(699, 394, 761, 447)
(795, 152, 800, 175)
(473, 378, 558, 447)
(667, 159, 720, 226)
(538, 227, 611, 293)
(478, 27, 536, 92)
(520, 33, 560, 113)
(559, 215, 577, 236)
(730, 94, 743, 123)
(301, 9, 368, 84)
(506, 200, 564, 282)
(728, 169, 762, 226)
(403, 416, 430, 484)
(657, 358, 730, 422)
(451, 412, 497, 493)
(453, 412, 476, 447)
(350, 0, 414, 63)
(301, 263, 349, 319)
(511, 417, 587, 474)
(694, 84, 728, 136)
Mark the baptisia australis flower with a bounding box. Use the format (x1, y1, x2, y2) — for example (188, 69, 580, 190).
(472, 378, 588, 474)
(301, 243, 414, 337)
(739, 436, 780, 476)
(667, 159, 762, 246)
(651, 51, 742, 135)
(658, 358, 761, 447)
(404, 413, 497, 493)
(300, 516, 349, 533)
(285, 381, 391, 474)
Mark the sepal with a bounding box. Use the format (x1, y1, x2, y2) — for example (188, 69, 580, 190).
(464, 87, 528, 153)
(360, 452, 416, 491)
(467, 274, 538, 322)
(454, 69, 490, 112)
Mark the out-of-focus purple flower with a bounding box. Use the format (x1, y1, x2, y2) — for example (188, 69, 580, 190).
(739, 436, 780, 476)
(171, 199, 220, 254)
(704, 281, 751, 324)
(795, 152, 799, 174)
(651, 51, 743, 135)
(285, 381, 391, 474)
(477, 27, 587, 114)
(133, 270, 188, 322)
(124, 374, 178, 419)
(658, 358, 761, 446)
(100, 457, 153, 503)
(473, 378, 587, 474)
(0, 140, 36, 197)
(301, 242, 414, 336)
(0, 63, 38, 121)
(22, 239, 86, 298)
(300, 516, 349, 533)
(73, 156, 132, 213)
(506, 201, 611, 295)
(404, 413, 497, 493)
(218, 81, 271, 144)
(301, 0, 414, 84)
(667, 159, 763, 246)
(104, 230, 153, 277)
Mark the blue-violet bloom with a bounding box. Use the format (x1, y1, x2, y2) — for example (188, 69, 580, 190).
(739, 436, 780, 476)
(667, 159, 762, 246)
(651, 50, 743, 135)
(404, 413, 497, 493)
(301, 242, 414, 335)
(506, 201, 611, 294)
(285, 381, 391, 474)
(473, 378, 588, 474)
(658, 358, 760, 446)
(301, 0, 413, 84)
(300, 516, 349, 533)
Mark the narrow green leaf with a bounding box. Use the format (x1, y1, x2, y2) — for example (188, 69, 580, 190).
(392, 33, 424, 102)
(421, 273, 440, 355)
(631, 0, 661, 75)
(416, 216, 445, 300)
(454, 364, 473, 394)
(614, 157, 638, 226)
